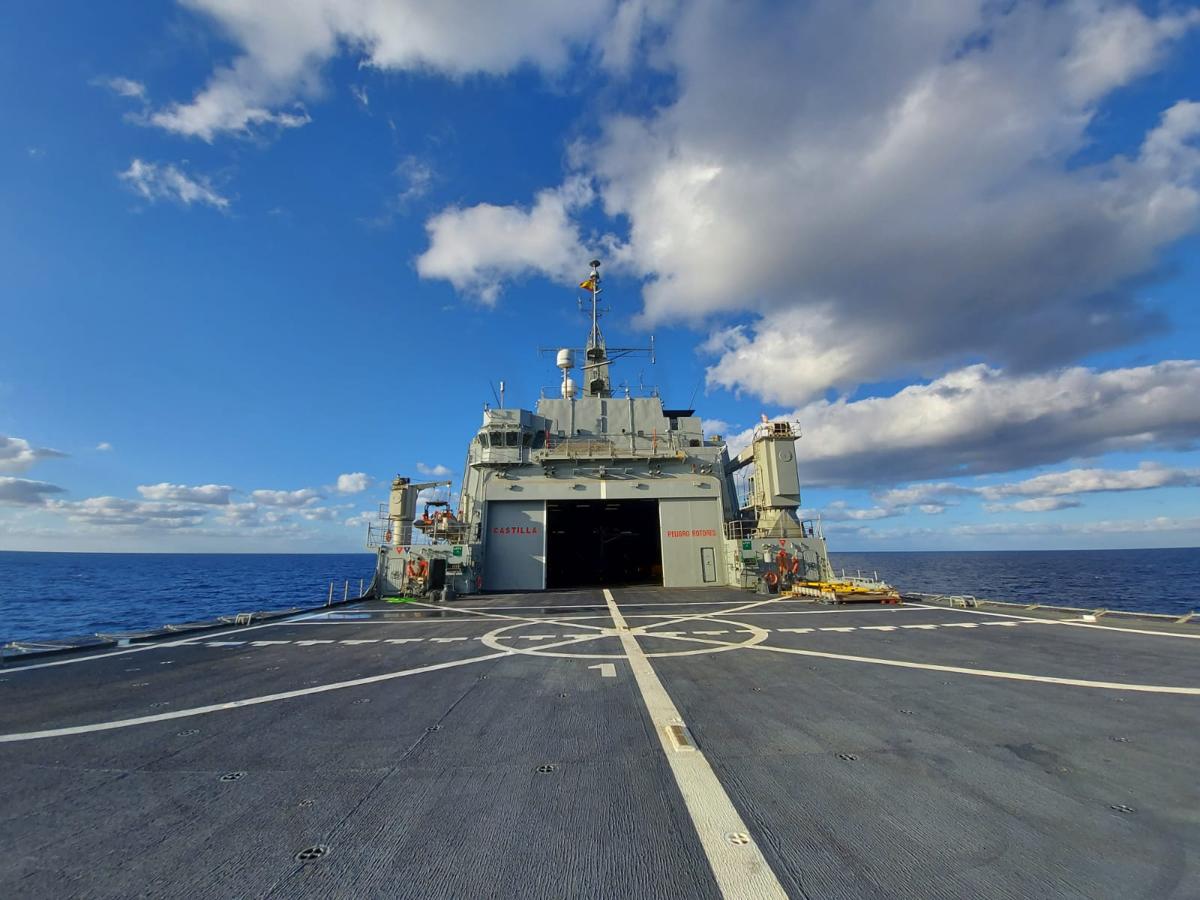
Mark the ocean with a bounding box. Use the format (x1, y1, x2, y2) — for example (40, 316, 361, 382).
(0, 552, 375, 644)
(829, 548, 1199, 618)
(0, 548, 1196, 644)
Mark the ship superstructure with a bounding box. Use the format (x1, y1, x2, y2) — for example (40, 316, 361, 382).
(370, 260, 837, 599)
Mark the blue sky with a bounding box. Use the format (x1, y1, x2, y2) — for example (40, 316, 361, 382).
(2, 1, 1199, 553)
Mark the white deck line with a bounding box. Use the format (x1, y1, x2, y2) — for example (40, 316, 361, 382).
(0, 650, 511, 743)
(645, 632, 1200, 696)
(603, 589, 787, 899)
(908, 603, 1200, 639)
(0, 610, 331, 674)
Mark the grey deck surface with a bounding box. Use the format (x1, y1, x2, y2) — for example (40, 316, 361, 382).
(1, 588, 1197, 898)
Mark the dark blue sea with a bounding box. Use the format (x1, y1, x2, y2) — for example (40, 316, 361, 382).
(0, 552, 375, 644)
(829, 548, 1199, 618)
(0, 549, 1196, 643)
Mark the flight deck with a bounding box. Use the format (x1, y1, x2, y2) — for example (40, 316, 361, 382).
(1, 587, 1197, 899)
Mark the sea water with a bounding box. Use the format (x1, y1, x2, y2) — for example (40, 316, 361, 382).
(0, 547, 1196, 643)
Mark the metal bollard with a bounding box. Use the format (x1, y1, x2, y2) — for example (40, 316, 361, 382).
(343, 580, 349, 601)
(327, 582, 334, 606)
(359, 578, 364, 597)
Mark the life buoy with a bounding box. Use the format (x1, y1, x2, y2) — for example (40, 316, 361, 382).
(764, 571, 779, 587)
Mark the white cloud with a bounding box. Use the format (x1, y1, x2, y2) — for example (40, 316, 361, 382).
(0, 476, 66, 506)
(350, 83, 369, 108)
(250, 487, 321, 507)
(701, 419, 731, 437)
(96, 442, 113, 451)
(146, 0, 612, 141)
(119, 159, 230, 210)
(948, 516, 1200, 537)
(812, 500, 899, 522)
(416, 177, 598, 303)
(46, 496, 208, 527)
(984, 497, 1084, 513)
(982, 462, 1200, 500)
(336, 472, 371, 494)
(96, 76, 147, 101)
(728, 360, 1200, 487)
(0, 435, 66, 473)
(415, 462, 452, 478)
(137, 482, 235, 504)
(873, 482, 976, 509)
(552, 2, 1200, 404)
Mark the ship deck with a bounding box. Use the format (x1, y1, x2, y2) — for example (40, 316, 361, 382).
(1, 587, 1198, 899)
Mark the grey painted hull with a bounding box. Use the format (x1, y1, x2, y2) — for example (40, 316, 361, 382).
(1, 588, 1197, 898)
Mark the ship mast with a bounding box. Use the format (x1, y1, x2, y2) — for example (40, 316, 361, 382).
(582, 259, 611, 398)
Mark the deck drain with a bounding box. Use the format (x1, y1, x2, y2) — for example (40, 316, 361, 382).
(837, 753, 858, 761)
(295, 845, 329, 863)
(752, 687, 763, 693)
(218, 771, 246, 782)
(426, 724, 441, 732)
(725, 832, 751, 845)
(1110, 804, 1136, 813)
(535, 764, 558, 774)
(130, 682, 150, 687)
(176, 729, 200, 737)
(266, 666, 281, 672)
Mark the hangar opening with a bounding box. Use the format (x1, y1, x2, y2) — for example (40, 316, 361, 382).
(546, 500, 663, 588)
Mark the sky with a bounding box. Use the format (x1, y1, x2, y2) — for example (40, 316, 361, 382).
(2, 0, 1199, 553)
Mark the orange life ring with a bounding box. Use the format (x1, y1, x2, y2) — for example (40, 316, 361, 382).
(764, 571, 779, 587)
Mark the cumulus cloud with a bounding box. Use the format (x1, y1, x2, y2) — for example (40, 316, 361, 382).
(416, 178, 599, 303)
(336, 472, 371, 494)
(250, 487, 321, 507)
(0, 436, 66, 473)
(46, 496, 208, 527)
(734, 361, 1200, 487)
(0, 477, 66, 506)
(407, 2, 1200, 404)
(415, 462, 452, 478)
(146, 0, 612, 141)
(96, 442, 113, 451)
(982, 461, 1200, 499)
(119, 159, 230, 210)
(582, 2, 1200, 404)
(137, 482, 235, 504)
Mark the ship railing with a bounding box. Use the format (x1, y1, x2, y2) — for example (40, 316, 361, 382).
(367, 521, 476, 548)
(723, 517, 824, 541)
(536, 431, 710, 460)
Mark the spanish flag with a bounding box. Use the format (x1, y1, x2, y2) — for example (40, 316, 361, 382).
(579, 276, 596, 291)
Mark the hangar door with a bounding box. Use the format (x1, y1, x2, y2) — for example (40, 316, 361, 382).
(545, 500, 663, 589)
(484, 500, 546, 591)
